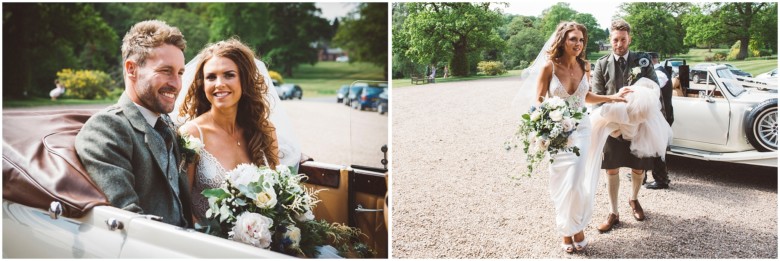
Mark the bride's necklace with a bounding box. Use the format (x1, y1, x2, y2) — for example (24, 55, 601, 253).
(212, 114, 241, 147)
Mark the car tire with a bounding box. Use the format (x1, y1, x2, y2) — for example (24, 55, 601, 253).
(744, 98, 778, 152)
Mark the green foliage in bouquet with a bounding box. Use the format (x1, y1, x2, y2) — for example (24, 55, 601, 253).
(199, 164, 373, 257)
(507, 96, 585, 177)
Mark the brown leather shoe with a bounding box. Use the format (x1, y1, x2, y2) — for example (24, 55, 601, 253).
(597, 213, 619, 233)
(629, 199, 646, 221)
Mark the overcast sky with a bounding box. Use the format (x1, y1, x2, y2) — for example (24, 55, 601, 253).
(316, 2, 360, 22)
(502, 1, 623, 29)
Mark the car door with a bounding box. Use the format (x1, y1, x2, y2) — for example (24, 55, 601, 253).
(672, 73, 731, 146)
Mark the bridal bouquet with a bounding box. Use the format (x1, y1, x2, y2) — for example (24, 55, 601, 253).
(201, 164, 369, 257)
(512, 96, 585, 176)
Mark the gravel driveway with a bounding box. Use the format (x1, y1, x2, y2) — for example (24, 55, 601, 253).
(391, 76, 777, 258)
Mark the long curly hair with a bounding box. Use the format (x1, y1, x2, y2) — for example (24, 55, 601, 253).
(547, 21, 589, 73)
(179, 38, 278, 168)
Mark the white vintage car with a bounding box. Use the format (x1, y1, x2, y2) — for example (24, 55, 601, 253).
(671, 64, 777, 167)
(2, 109, 388, 258)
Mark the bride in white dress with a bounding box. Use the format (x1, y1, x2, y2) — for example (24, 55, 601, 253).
(516, 21, 631, 254)
(172, 38, 288, 220)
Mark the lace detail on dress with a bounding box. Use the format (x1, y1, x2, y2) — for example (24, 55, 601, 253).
(188, 122, 272, 217)
(551, 73, 588, 109)
(192, 147, 229, 217)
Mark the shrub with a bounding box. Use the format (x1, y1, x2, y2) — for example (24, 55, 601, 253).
(704, 56, 713, 62)
(713, 52, 728, 61)
(517, 60, 530, 70)
(477, 61, 507, 76)
(56, 69, 115, 99)
(268, 70, 283, 84)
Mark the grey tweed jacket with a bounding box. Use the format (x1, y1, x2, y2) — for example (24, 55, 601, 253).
(592, 51, 659, 99)
(75, 93, 192, 227)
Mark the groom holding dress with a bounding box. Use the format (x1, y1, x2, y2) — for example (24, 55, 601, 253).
(591, 19, 659, 233)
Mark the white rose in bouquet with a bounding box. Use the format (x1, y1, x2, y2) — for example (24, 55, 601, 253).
(547, 96, 565, 109)
(561, 118, 575, 132)
(253, 188, 278, 209)
(549, 109, 564, 122)
(228, 164, 261, 188)
(295, 210, 315, 222)
(535, 138, 549, 151)
(231, 212, 274, 249)
(530, 110, 542, 121)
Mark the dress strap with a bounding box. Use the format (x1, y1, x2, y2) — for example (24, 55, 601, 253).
(192, 123, 205, 147)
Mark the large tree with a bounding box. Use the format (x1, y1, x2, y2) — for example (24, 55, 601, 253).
(619, 2, 688, 57)
(209, 3, 329, 77)
(707, 2, 776, 59)
(399, 2, 504, 76)
(681, 6, 723, 51)
(3, 3, 117, 99)
(333, 3, 388, 80)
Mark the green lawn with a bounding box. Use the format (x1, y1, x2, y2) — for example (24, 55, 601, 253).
(3, 97, 117, 108)
(283, 61, 385, 97)
(392, 69, 522, 88)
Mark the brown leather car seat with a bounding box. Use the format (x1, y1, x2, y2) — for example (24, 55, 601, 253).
(3, 109, 109, 218)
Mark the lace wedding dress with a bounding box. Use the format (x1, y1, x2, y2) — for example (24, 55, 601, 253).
(187, 124, 269, 217)
(546, 69, 599, 237)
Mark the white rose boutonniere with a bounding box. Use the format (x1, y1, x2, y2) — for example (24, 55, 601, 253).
(629, 57, 650, 84)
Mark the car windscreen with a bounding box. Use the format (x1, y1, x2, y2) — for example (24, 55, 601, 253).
(716, 68, 746, 96)
(364, 87, 384, 95)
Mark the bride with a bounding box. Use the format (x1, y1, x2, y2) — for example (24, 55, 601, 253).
(516, 21, 630, 253)
(172, 38, 294, 222)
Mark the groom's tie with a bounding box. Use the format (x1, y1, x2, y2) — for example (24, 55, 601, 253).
(154, 117, 173, 151)
(617, 57, 627, 87)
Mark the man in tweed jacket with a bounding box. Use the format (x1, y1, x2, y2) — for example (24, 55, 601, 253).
(591, 19, 659, 233)
(76, 20, 191, 227)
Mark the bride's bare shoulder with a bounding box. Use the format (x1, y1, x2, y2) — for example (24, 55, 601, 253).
(179, 116, 208, 138)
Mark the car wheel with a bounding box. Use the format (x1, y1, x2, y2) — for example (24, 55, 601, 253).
(693, 74, 700, 83)
(744, 98, 778, 152)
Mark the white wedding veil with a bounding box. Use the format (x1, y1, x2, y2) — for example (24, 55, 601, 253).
(512, 33, 557, 115)
(169, 54, 302, 168)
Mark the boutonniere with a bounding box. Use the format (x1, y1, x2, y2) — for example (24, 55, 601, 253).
(628, 57, 649, 84)
(177, 128, 204, 171)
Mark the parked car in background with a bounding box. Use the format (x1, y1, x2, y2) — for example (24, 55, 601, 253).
(720, 64, 753, 78)
(688, 63, 718, 83)
(671, 64, 777, 167)
(337, 85, 350, 103)
(756, 68, 778, 80)
(345, 84, 365, 107)
(660, 58, 686, 77)
(377, 89, 388, 115)
(336, 56, 349, 62)
(278, 83, 302, 100)
(353, 85, 385, 111)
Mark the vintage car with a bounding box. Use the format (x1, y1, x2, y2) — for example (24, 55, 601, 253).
(670, 64, 777, 167)
(2, 109, 388, 258)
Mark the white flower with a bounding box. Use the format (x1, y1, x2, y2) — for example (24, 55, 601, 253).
(550, 127, 561, 138)
(295, 210, 315, 222)
(253, 188, 278, 209)
(632, 67, 641, 76)
(536, 138, 549, 151)
(561, 118, 575, 132)
(231, 212, 273, 249)
(530, 110, 542, 121)
(227, 164, 261, 188)
(549, 109, 564, 122)
(186, 137, 204, 153)
(545, 96, 565, 109)
(284, 225, 301, 249)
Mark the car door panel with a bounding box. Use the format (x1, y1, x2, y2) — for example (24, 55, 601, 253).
(672, 96, 730, 145)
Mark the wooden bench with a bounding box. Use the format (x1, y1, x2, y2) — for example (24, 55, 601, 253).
(411, 75, 426, 85)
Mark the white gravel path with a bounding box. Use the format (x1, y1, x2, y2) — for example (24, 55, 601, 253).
(391, 76, 777, 258)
